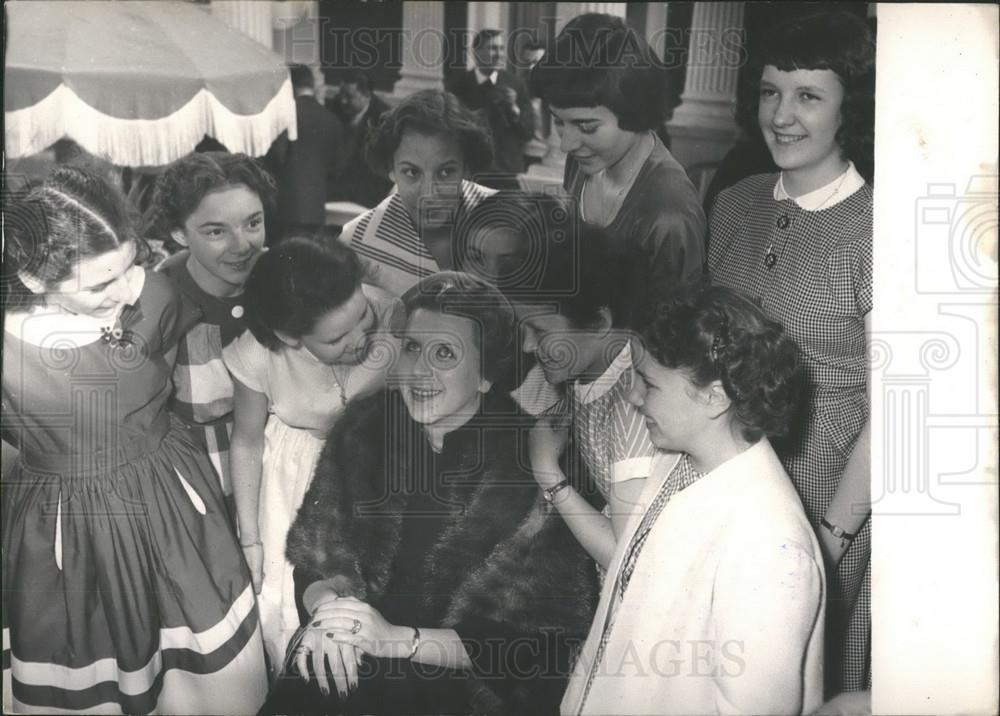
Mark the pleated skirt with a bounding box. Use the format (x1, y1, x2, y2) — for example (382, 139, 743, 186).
(1, 415, 268, 714)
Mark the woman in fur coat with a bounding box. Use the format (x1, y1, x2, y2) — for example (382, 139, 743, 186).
(268, 272, 598, 715)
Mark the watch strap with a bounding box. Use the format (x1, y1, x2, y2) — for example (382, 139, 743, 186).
(820, 517, 855, 540)
(543, 479, 571, 503)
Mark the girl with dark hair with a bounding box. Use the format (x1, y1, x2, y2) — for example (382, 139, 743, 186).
(1, 167, 267, 713)
(530, 13, 706, 292)
(268, 272, 596, 715)
(708, 10, 875, 695)
(150, 151, 277, 516)
(471, 193, 660, 569)
(222, 238, 400, 674)
(337, 89, 497, 298)
(563, 284, 825, 715)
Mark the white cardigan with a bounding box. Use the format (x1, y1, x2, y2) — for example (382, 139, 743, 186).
(562, 440, 826, 716)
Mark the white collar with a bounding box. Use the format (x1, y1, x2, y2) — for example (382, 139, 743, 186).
(474, 68, 499, 85)
(5, 266, 146, 348)
(572, 342, 631, 405)
(773, 162, 866, 211)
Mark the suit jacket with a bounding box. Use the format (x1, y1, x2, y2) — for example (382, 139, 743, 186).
(447, 68, 535, 175)
(326, 94, 393, 208)
(268, 95, 345, 230)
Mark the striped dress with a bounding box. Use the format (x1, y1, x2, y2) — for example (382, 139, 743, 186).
(708, 171, 872, 694)
(554, 344, 657, 501)
(338, 180, 495, 297)
(1, 270, 266, 714)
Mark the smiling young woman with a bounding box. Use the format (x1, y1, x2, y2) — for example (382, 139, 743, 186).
(337, 90, 496, 299)
(707, 10, 876, 697)
(2, 167, 268, 714)
(150, 151, 278, 517)
(530, 13, 706, 293)
(222, 238, 400, 675)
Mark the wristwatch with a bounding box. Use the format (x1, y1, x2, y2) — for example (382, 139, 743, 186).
(820, 517, 855, 540)
(543, 479, 571, 504)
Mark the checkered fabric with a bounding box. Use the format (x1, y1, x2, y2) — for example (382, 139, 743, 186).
(546, 348, 657, 502)
(158, 253, 246, 512)
(708, 173, 873, 693)
(338, 180, 495, 298)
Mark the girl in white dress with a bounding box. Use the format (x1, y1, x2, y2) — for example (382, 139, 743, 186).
(224, 238, 399, 674)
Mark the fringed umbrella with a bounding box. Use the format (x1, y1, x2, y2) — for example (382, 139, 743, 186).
(4, 0, 297, 167)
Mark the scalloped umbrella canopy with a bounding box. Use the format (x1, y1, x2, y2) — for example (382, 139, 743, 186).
(4, 0, 297, 166)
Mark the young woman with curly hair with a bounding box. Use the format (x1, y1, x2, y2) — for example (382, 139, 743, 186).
(149, 151, 277, 517)
(337, 89, 497, 298)
(707, 10, 875, 695)
(563, 283, 825, 716)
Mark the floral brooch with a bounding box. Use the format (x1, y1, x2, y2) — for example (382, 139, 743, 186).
(100, 325, 134, 349)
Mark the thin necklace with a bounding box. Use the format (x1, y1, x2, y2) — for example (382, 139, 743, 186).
(583, 133, 652, 226)
(763, 167, 850, 270)
(329, 364, 349, 408)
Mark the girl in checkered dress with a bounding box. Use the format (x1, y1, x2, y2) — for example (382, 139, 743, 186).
(473, 193, 662, 570)
(150, 152, 277, 520)
(707, 12, 875, 695)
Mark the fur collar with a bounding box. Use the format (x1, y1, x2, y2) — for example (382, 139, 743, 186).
(286, 388, 596, 635)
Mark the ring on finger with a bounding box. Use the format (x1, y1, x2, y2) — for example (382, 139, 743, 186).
(350, 618, 362, 635)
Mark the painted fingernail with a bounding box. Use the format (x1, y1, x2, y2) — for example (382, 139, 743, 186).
(312, 620, 321, 627)
(326, 631, 336, 639)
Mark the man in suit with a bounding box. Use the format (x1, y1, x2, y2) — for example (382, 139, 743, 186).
(267, 64, 345, 240)
(446, 29, 535, 191)
(325, 69, 393, 209)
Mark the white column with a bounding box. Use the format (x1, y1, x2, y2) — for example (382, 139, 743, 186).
(670, 1, 744, 131)
(645, 2, 669, 59)
(393, 1, 446, 97)
(211, 0, 274, 48)
(467, 2, 507, 34)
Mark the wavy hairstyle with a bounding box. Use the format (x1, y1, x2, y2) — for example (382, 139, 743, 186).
(145, 151, 277, 241)
(366, 90, 494, 177)
(3, 166, 144, 311)
(242, 237, 363, 351)
(530, 13, 671, 131)
(634, 282, 803, 442)
(400, 271, 517, 389)
(737, 10, 875, 168)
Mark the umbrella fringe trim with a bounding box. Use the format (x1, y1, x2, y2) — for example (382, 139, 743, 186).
(5, 79, 298, 167)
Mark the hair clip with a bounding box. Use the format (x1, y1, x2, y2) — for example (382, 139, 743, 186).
(710, 314, 730, 367)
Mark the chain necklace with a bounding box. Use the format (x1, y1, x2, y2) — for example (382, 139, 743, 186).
(763, 167, 850, 269)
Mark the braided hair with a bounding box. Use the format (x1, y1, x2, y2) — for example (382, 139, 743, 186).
(3, 166, 142, 311)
